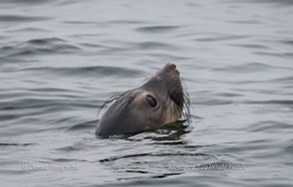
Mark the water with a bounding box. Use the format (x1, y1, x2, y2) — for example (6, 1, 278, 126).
(0, 0, 293, 186)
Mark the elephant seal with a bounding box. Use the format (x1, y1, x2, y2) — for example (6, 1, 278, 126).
(95, 63, 189, 137)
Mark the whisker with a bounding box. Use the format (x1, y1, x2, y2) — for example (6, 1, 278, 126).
(181, 79, 191, 121)
(96, 93, 121, 119)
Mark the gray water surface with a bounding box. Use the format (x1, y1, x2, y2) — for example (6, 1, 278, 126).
(0, 0, 293, 186)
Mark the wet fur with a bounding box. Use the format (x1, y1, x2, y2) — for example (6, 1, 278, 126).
(96, 63, 190, 137)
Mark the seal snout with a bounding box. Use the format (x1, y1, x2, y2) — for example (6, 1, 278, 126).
(165, 63, 176, 69)
(168, 63, 176, 69)
(162, 63, 180, 76)
(173, 65, 180, 76)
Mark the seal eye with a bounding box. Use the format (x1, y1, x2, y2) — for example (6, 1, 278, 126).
(146, 95, 157, 108)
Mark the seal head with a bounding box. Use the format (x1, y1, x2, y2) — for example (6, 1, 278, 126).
(95, 63, 188, 137)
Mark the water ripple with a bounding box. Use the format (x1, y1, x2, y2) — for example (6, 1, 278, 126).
(194, 34, 247, 42)
(18, 66, 145, 78)
(212, 62, 272, 73)
(0, 37, 79, 57)
(136, 26, 180, 33)
(100, 152, 212, 163)
(0, 143, 35, 147)
(0, 15, 50, 22)
(0, 0, 53, 5)
(247, 121, 292, 133)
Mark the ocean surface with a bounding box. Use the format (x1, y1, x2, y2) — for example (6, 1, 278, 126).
(0, 0, 293, 186)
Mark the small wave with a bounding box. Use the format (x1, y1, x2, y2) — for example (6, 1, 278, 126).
(270, 76, 293, 83)
(249, 0, 293, 6)
(18, 66, 145, 78)
(0, 37, 79, 57)
(192, 99, 234, 106)
(280, 40, 293, 46)
(9, 27, 49, 33)
(0, 169, 27, 175)
(80, 41, 177, 53)
(247, 121, 292, 133)
(194, 34, 247, 42)
(284, 139, 293, 154)
(146, 53, 192, 60)
(63, 21, 96, 25)
(0, 97, 99, 123)
(0, 143, 35, 146)
(229, 20, 262, 24)
(51, 158, 82, 162)
(0, 15, 50, 22)
(231, 44, 269, 49)
(0, 0, 52, 5)
(99, 152, 211, 163)
(55, 146, 84, 152)
(245, 100, 293, 105)
(107, 20, 148, 25)
(136, 41, 176, 50)
(217, 93, 243, 97)
(254, 52, 293, 59)
(212, 62, 272, 73)
(136, 25, 180, 33)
